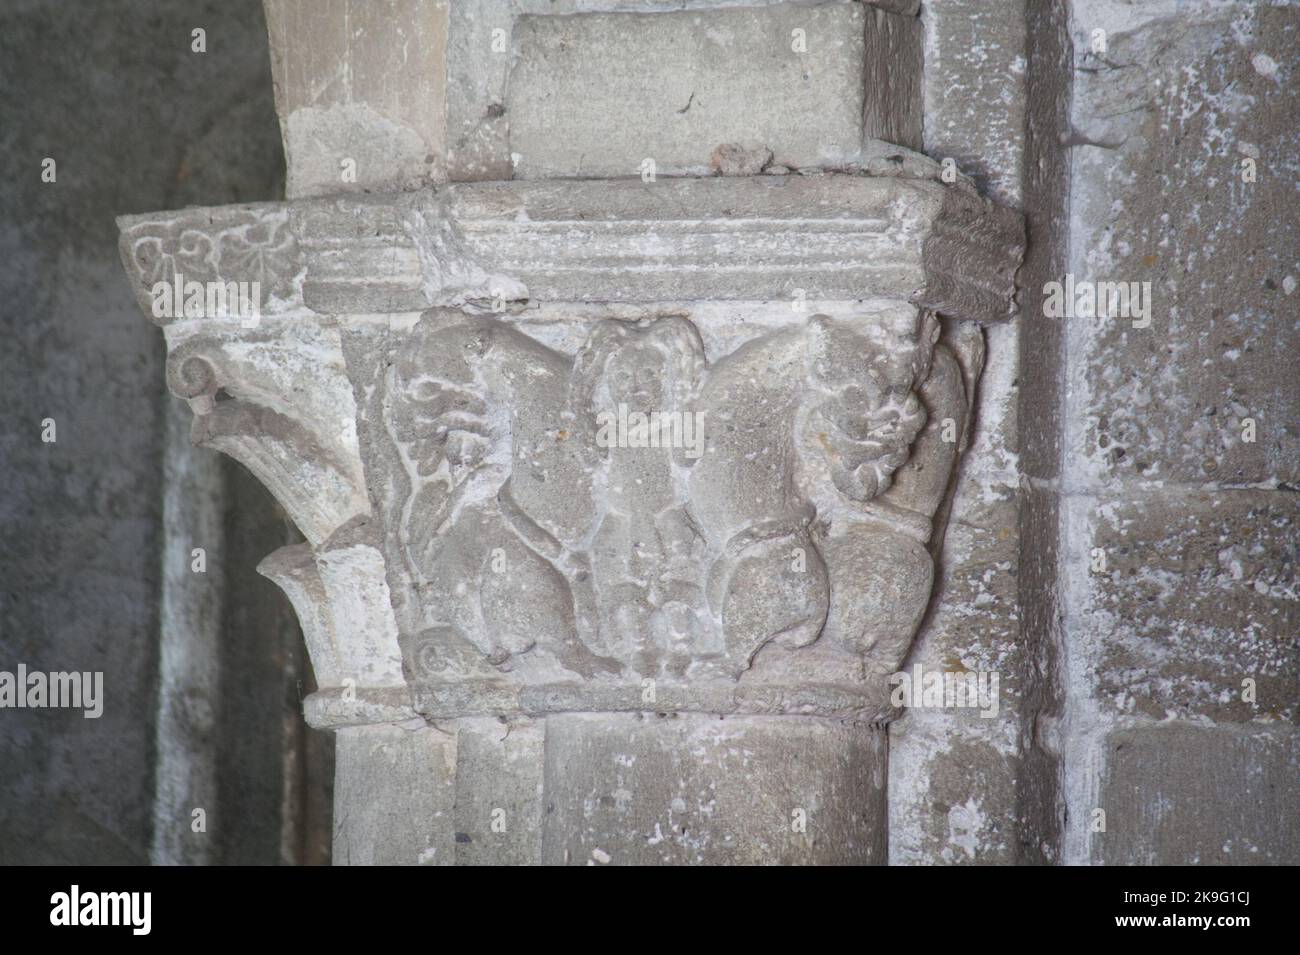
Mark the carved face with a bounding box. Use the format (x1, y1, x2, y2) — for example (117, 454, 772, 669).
(393, 318, 500, 488)
(366, 307, 964, 717)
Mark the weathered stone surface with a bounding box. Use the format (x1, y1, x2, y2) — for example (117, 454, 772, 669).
(342, 304, 964, 723)
(1065, 2, 1300, 486)
(540, 714, 887, 864)
(260, 536, 405, 691)
(443, 0, 514, 181)
(117, 170, 1023, 739)
(1072, 489, 1299, 724)
(285, 175, 1024, 322)
(922, 0, 1028, 207)
(117, 178, 1023, 740)
(117, 0, 1032, 853)
(863, 4, 923, 152)
(507, 5, 869, 178)
(1005, 0, 1072, 867)
(451, 718, 545, 865)
(118, 176, 1023, 323)
(263, 0, 449, 198)
(866, 0, 921, 14)
(887, 0, 1032, 868)
(339, 713, 888, 865)
(157, 321, 368, 547)
(117, 203, 305, 323)
(332, 723, 456, 865)
(1049, 1, 1300, 867)
(888, 481, 1024, 865)
(1095, 724, 1300, 865)
(890, 724, 1019, 864)
(709, 143, 774, 177)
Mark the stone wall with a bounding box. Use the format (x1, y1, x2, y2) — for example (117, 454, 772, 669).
(1054, 0, 1299, 865)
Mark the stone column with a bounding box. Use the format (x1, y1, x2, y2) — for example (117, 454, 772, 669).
(118, 2, 1023, 865)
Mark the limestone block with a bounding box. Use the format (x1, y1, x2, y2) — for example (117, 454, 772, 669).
(889, 724, 1019, 864)
(444, 0, 515, 182)
(506, 4, 869, 178)
(1095, 724, 1300, 864)
(1072, 489, 1299, 724)
(539, 714, 887, 864)
(263, 0, 449, 198)
(886, 494, 1021, 871)
(451, 718, 545, 865)
(922, 0, 1028, 207)
(332, 723, 457, 865)
(1066, 2, 1300, 485)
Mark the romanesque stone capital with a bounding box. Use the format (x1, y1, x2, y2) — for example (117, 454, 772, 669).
(117, 168, 1023, 730)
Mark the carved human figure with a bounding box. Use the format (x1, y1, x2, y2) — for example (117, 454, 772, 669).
(365, 305, 967, 701)
(572, 317, 711, 673)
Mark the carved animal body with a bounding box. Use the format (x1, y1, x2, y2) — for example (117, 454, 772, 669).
(358, 305, 970, 714)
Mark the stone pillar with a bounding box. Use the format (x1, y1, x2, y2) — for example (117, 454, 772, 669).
(118, 2, 1023, 865)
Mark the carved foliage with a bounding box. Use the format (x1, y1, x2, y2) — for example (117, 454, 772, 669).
(117, 205, 304, 322)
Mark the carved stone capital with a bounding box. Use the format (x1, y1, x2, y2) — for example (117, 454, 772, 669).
(118, 171, 1022, 729)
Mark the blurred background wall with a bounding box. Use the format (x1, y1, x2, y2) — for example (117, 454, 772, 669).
(0, 0, 331, 865)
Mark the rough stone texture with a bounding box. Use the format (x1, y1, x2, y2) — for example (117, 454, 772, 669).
(868, 0, 920, 15)
(889, 727, 1018, 863)
(1010, 0, 1072, 866)
(1067, 2, 1300, 487)
(889, 490, 1023, 864)
(1096, 724, 1300, 865)
(1081, 490, 1299, 725)
(451, 718, 545, 865)
(347, 304, 956, 723)
(263, 0, 450, 198)
(443, 0, 516, 181)
(116, 173, 1023, 738)
(1056, 0, 1300, 866)
(9, 0, 1292, 870)
(117, 79, 1024, 858)
(506, 4, 870, 178)
(889, 0, 1034, 865)
(282, 174, 1024, 320)
(332, 722, 456, 865)
(328, 713, 885, 865)
(444, 0, 919, 182)
(922, 0, 1028, 207)
(540, 714, 887, 864)
(1, 0, 329, 866)
(863, 4, 924, 152)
